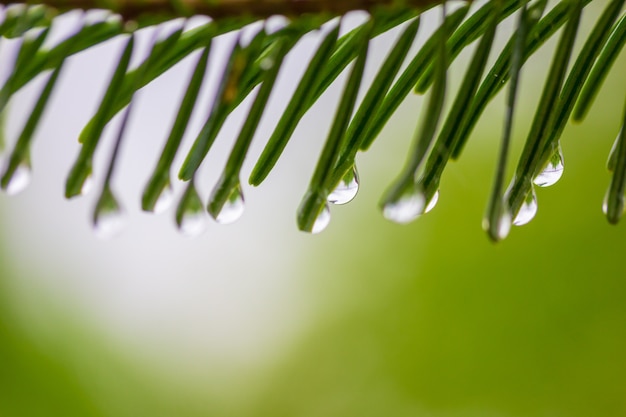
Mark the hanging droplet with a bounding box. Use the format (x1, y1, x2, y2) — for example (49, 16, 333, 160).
(602, 189, 610, 216)
(533, 144, 564, 187)
(214, 184, 244, 224)
(176, 185, 208, 237)
(178, 209, 208, 237)
(602, 188, 625, 223)
(93, 189, 126, 239)
(424, 189, 439, 214)
(153, 184, 174, 214)
(513, 187, 538, 226)
(3, 163, 31, 196)
(80, 174, 94, 196)
(328, 165, 359, 205)
(607, 129, 621, 172)
(311, 202, 331, 234)
(382, 188, 426, 224)
(482, 208, 512, 241)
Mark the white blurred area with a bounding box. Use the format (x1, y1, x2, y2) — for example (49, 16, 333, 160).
(0, 7, 444, 387)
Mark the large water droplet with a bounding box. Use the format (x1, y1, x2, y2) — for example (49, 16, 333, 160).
(153, 185, 174, 214)
(214, 185, 244, 224)
(533, 144, 564, 187)
(311, 203, 331, 234)
(513, 187, 537, 226)
(328, 165, 359, 205)
(382, 187, 438, 224)
(4, 163, 31, 195)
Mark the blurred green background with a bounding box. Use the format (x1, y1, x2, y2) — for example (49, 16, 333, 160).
(1, 2, 625, 416)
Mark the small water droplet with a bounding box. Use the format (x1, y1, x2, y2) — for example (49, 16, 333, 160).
(482, 209, 512, 241)
(607, 129, 622, 172)
(533, 144, 564, 187)
(214, 185, 244, 224)
(513, 187, 537, 226)
(81, 174, 94, 196)
(4, 163, 31, 195)
(328, 165, 359, 205)
(153, 185, 174, 214)
(260, 57, 275, 71)
(424, 189, 439, 214)
(93, 190, 126, 239)
(311, 203, 331, 234)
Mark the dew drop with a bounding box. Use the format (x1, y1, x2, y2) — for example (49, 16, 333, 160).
(214, 185, 244, 224)
(533, 144, 564, 187)
(153, 185, 174, 214)
(607, 129, 621, 172)
(80, 174, 94, 196)
(382, 192, 424, 224)
(602, 188, 625, 222)
(178, 210, 208, 237)
(4, 163, 31, 196)
(424, 189, 439, 214)
(482, 209, 512, 241)
(94, 209, 126, 239)
(328, 165, 359, 205)
(93, 190, 126, 239)
(311, 203, 331, 234)
(513, 187, 537, 226)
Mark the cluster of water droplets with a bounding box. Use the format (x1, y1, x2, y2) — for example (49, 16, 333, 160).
(382, 185, 439, 225)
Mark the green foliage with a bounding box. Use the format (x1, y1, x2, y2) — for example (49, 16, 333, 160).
(0, 0, 625, 240)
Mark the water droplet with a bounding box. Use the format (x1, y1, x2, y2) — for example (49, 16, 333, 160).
(153, 185, 174, 214)
(178, 210, 208, 237)
(81, 174, 94, 196)
(424, 189, 439, 213)
(513, 187, 537, 226)
(176, 185, 208, 237)
(4, 163, 31, 195)
(311, 203, 331, 234)
(482, 209, 512, 241)
(93, 190, 126, 239)
(382, 187, 438, 224)
(533, 144, 564, 187)
(328, 165, 359, 205)
(607, 129, 622, 172)
(602, 188, 625, 223)
(214, 185, 244, 224)
(260, 56, 275, 71)
(382, 191, 424, 224)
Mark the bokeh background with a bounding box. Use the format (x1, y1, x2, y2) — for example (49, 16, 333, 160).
(1, 1, 625, 416)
